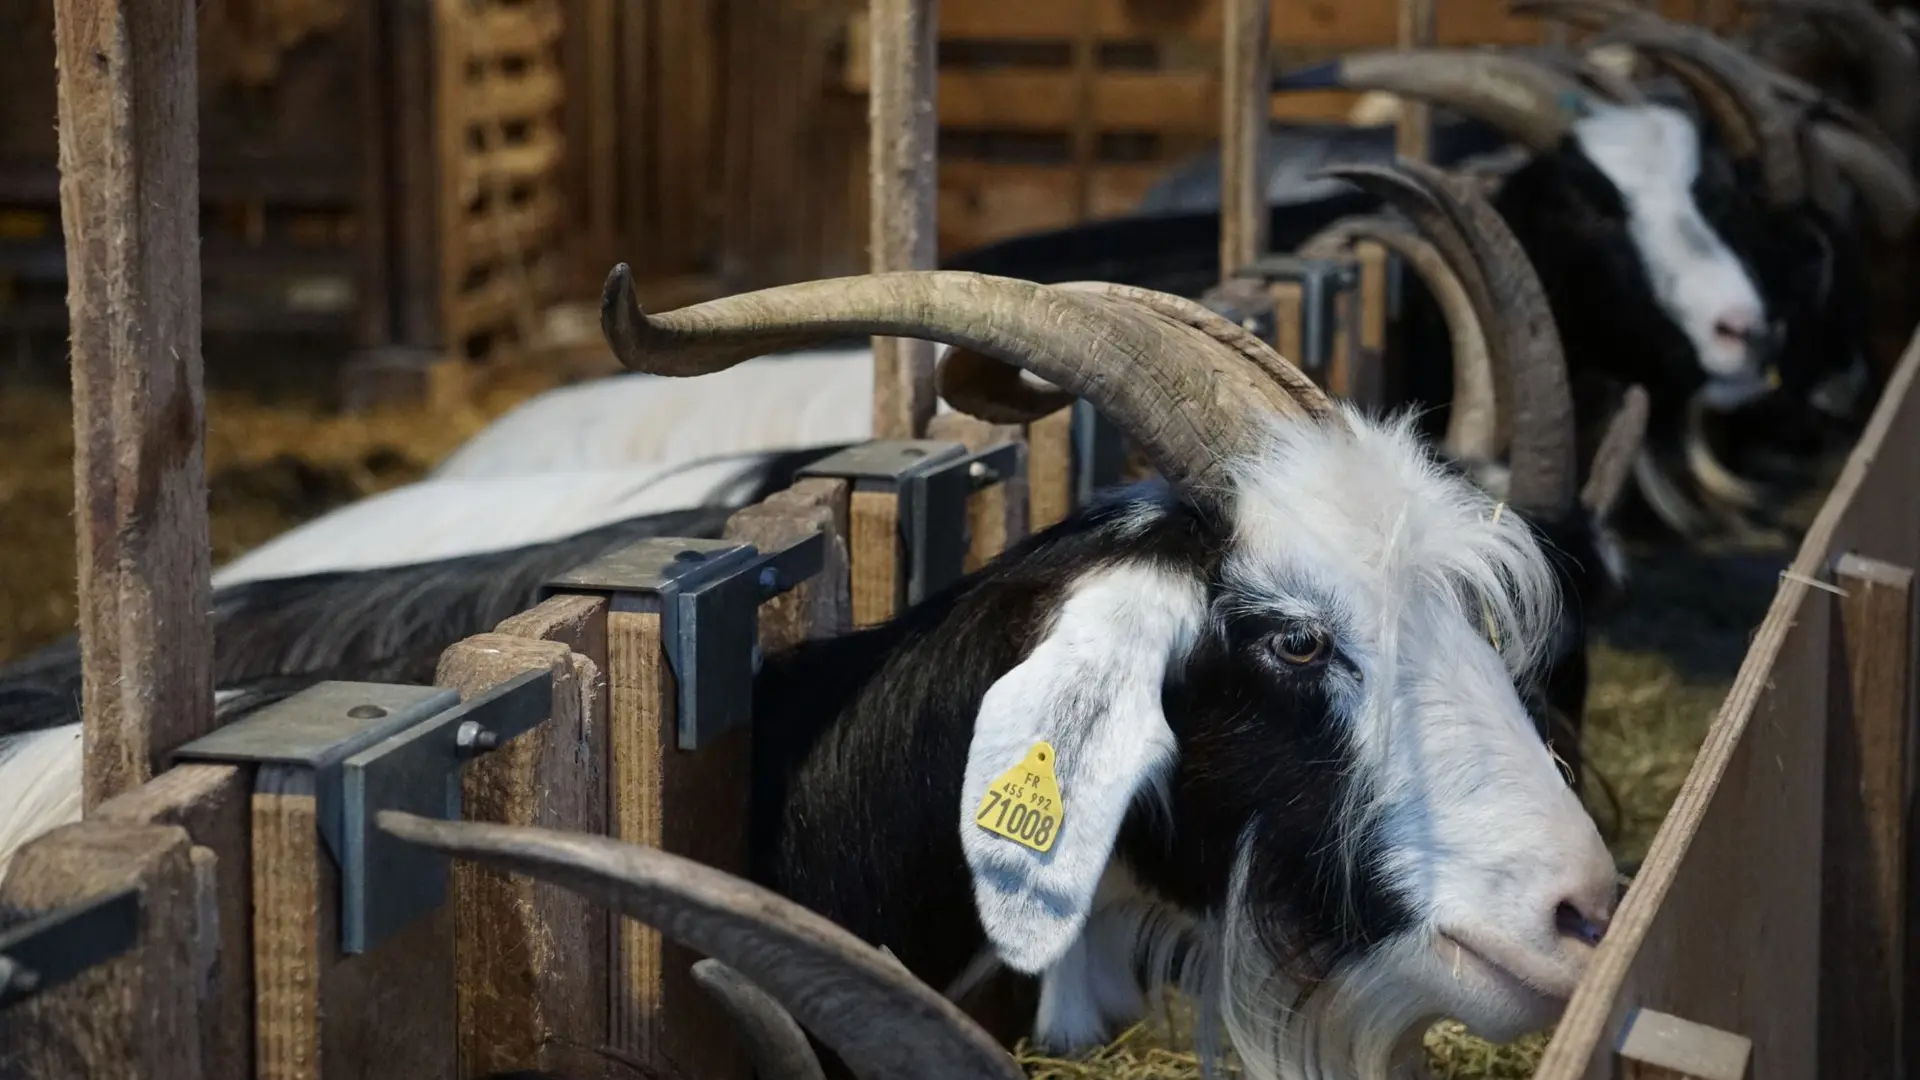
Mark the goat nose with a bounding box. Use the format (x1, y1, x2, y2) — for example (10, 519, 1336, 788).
(1712, 308, 1762, 345)
(1554, 899, 1608, 946)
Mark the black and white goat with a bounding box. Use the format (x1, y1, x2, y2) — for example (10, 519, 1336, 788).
(600, 268, 1618, 1074)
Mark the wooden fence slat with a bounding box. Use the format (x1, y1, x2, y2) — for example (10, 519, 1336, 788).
(436, 630, 610, 1078)
(0, 821, 208, 1080)
(928, 413, 1031, 569)
(1617, 1009, 1752, 1080)
(1026, 407, 1076, 532)
(1220, 0, 1269, 277)
(1395, 0, 1437, 161)
(54, 0, 214, 807)
(868, 0, 940, 439)
(94, 765, 255, 1079)
(1820, 554, 1914, 1078)
(251, 766, 455, 1080)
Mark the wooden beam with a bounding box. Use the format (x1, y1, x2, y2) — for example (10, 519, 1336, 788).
(54, 0, 214, 807)
(436, 627, 610, 1078)
(868, 0, 939, 438)
(1821, 554, 1914, 1078)
(927, 413, 1031, 570)
(1025, 407, 1076, 532)
(0, 821, 210, 1080)
(1395, 0, 1437, 161)
(1220, 0, 1270, 276)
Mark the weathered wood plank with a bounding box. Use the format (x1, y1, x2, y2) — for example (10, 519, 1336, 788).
(1820, 555, 1913, 1078)
(868, 0, 939, 438)
(1220, 0, 1270, 275)
(54, 0, 214, 807)
(0, 821, 207, 1080)
(850, 489, 903, 627)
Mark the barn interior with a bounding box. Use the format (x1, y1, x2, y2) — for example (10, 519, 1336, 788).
(0, 0, 1913, 1078)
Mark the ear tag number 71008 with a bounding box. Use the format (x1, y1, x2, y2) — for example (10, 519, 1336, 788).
(973, 742, 1063, 853)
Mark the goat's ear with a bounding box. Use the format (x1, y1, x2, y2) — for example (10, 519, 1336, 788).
(958, 563, 1206, 974)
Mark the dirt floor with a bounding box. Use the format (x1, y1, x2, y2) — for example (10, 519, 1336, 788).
(0, 357, 1823, 1078)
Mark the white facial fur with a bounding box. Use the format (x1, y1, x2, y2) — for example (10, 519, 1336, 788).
(972, 408, 1616, 1079)
(1572, 103, 1770, 386)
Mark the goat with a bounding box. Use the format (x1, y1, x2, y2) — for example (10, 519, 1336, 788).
(592, 267, 1618, 1076)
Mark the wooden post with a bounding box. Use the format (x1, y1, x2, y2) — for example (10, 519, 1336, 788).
(1617, 1009, 1752, 1080)
(1026, 407, 1076, 532)
(0, 821, 211, 1080)
(436, 606, 611, 1079)
(581, 479, 850, 1079)
(1821, 554, 1914, 1078)
(53, 0, 215, 807)
(1219, 0, 1270, 278)
(868, 0, 939, 438)
(1395, 0, 1436, 162)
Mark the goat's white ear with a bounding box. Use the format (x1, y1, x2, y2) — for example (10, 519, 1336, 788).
(958, 563, 1205, 974)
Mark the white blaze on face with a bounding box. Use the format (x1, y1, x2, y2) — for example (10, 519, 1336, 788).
(1572, 103, 1770, 388)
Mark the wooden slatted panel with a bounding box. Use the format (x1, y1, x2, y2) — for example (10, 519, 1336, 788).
(435, 0, 568, 365)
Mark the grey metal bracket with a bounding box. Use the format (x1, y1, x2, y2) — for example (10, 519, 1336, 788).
(541, 531, 825, 751)
(799, 438, 1020, 606)
(1243, 254, 1359, 377)
(0, 887, 140, 1010)
(1070, 400, 1128, 508)
(172, 675, 553, 954)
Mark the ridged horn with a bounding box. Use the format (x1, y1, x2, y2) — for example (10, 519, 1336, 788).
(1300, 216, 1503, 461)
(692, 960, 830, 1080)
(600, 264, 1334, 505)
(1807, 121, 1920, 239)
(1300, 48, 1592, 152)
(1740, 0, 1920, 152)
(379, 812, 1025, 1080)
(1580, 384, 1649, 520)
(1323, 161, 1578, 518)
(933, 279, 1339, 424)
(1515, 3, 1812, 206)
(1507, 44, 1648, 103)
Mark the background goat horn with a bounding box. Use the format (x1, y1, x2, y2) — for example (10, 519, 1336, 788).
(1323, 161, 1578, 518)
(1506, 43, 1648, 103)
(1740, 0, 1920, 152)
(1294, 48, 1590, 152)
(379, 812, 1026, 1080)
(1807, 121, 1920, 239)
(692, 959, 830, 1080)
(1581, 384, 1649, 520)
(1299, 216, 1504, 462)
(599, 264, 1327, 505)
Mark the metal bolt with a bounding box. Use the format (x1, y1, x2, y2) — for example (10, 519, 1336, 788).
(348, 704, 388, 720)
(750, 645, 765, 675)
(455, 720, 498, 755)
(757, 566, 782, 596)
(901, 448, 926, 459)
(967, 460, 1000, 488)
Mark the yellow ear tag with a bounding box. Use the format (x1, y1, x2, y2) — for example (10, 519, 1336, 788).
(973, 742, 1064, 853)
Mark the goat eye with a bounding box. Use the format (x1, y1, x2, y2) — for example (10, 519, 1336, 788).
(1269, 626, 1329, 666)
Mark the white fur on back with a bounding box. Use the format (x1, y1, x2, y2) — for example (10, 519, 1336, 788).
(431, 350, 876, 480)
(211, 458, 776, 586)
(1572, 103, 1767, 381)
(0, 725, 83, 886)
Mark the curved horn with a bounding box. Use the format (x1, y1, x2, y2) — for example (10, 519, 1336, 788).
(600, 264, 1331, 503)
(1580, 384, 1649, 519)
(1683, 392, 1766, 509)
(379, 812, 1025, 1080)
(1300, 216, 1503, 461)
(1807, 120, 1920, 239)
(1740, 0, 1920, 151)
(1507, 44, 1648, 103)
(1323, 161, 1578, 517)
(1563, 14, 1812, 206)
(692, 960, 830, 1080)
(1300, 48, 1593, 152)
(935, 279, 1339, 425)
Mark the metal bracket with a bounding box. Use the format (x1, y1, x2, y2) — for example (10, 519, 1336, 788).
(542, 531, 825, 751)
(0, 887, 140, 1010)
(1070, 400, 1128, 508)
(800, 438, 1020, 606)
(1244, 255, 1359, 376)
(173, 675, 553, 953)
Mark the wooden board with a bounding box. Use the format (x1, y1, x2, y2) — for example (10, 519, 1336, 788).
(53, 0, 216, 807)
(0, 820, 208, 1080)
(868, 0, 940, 438)
(1533, 327, 1920, 1079)
(928, 412, 1031, 569)
(436, 626, 611, 1078)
